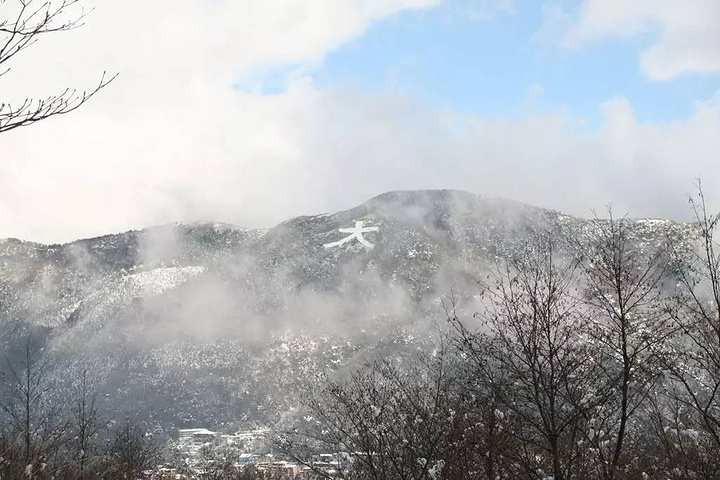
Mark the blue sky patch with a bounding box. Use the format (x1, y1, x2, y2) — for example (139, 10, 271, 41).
(253, 0, 720, 129)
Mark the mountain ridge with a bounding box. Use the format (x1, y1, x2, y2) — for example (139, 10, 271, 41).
(1, 188, 684, 249)
(0, 189, 549, 246)
(0, 189, 697, 430)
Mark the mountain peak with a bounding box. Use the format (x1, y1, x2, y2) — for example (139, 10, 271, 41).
(0, 189, 693, 430)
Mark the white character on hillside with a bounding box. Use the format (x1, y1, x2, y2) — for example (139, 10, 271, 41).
(324, 221, 379, 250)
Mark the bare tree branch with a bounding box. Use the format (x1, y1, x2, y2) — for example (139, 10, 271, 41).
(0, 0, 116, 134)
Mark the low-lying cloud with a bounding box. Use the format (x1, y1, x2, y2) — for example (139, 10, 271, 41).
(0, 0, 718, 243)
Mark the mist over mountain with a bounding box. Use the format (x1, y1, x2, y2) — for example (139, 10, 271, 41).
(0, 189, 694, 432)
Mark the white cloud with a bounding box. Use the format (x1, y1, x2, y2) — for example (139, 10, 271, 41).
(0, 0, 438, 242)
(560, 0, 720, 80)
(1, 0, 718, 244)
(5, 77, 719, 243)
(532, 3, 573, 50)
(304, 87, 720, 223)
(452, 0, 515, 21)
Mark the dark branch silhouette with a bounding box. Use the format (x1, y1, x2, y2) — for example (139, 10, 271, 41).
(0, 0, 116, 134)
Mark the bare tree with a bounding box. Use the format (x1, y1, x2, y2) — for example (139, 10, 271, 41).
(663, 181, 720, 454)
(637, 386, 720, 479)
(0, 0, 116, 134)
(69, 368, 102, 479)
(277, 351, 463, 480)
(101, 419, 160, 479)
(450, 230, 600, 480)
(0, 337, 68, 478)
(0, 424, 24, 479)
(445, 294, 524, 480)
(572, 211, 675, 479)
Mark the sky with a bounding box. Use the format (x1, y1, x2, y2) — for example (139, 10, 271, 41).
(1, 0, 719, 243)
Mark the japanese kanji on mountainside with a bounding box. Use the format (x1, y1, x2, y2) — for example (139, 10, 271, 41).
(323, 221, 379, 250)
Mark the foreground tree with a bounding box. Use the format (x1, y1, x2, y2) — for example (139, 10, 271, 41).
(0, 337, 67, 478)
(451, 230, 600, 480)
(572, 212, 675, 479)
(277, 352, 466, 480)
(661, 183, 720, 465)
(101, 419, 160, 479)
(637, 387, 720, 479)
(68, 368, 103, 479)
(0, 0, 115, 134)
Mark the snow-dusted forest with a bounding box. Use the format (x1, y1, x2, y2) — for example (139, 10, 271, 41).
(3, 0, 720, 478)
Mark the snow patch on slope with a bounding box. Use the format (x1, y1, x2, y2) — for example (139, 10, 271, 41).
(49, 266, 206, 327)
(123, 266, 205, 296)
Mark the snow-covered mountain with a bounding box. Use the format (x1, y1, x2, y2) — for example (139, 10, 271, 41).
(0, 190, 695, 431)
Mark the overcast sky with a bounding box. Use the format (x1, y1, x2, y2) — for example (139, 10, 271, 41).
(1, 0, 719, 243)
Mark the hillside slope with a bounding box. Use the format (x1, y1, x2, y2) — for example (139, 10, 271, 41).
(0, 190, 694, 430)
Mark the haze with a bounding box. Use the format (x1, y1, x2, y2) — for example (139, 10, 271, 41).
(1, 0, 719, 243)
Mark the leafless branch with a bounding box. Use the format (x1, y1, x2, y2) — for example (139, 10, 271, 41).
(0, 0, 116, 134)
